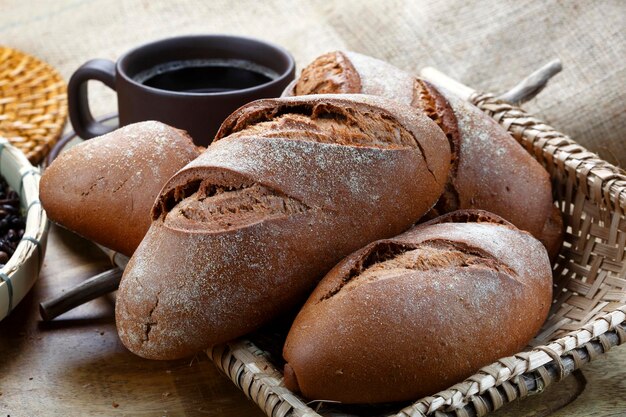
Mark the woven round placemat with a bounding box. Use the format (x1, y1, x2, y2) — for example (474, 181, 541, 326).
(0, 46, 67, 165)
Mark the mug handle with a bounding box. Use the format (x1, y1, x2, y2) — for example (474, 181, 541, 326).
(68, 59, 117, 139)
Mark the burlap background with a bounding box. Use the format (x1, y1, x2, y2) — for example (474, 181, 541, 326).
(2, 0, 624, 165)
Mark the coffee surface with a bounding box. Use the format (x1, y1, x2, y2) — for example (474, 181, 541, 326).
(133, 59, 278, 93)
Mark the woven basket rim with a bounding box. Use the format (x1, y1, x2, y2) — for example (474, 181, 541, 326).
(392, 93, 626, 416)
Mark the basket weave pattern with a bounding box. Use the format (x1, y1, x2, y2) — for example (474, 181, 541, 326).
(209, 94, 626, 417)
(472, 94, 626, 341)
(0, 47, 67, 164)
(395, 94, 626, 416)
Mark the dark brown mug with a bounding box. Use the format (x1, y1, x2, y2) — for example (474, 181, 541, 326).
(68, 35, 295, 146)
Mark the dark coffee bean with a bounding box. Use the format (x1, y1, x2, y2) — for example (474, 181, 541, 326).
(1, 205, 16, 214)
(0, 176, 24, 265)
(9, 217, 24, 228)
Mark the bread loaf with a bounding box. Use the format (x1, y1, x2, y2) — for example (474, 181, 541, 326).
(40, 121, 200, 256)
(115, 94, 451, 360)
(283, 210, 552, 404)
(285, 51, 563, 255)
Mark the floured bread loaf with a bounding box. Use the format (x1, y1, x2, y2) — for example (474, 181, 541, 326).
(283, 210, 552, 404)
(40, 121, 200, 256)
(285, 51, 563, 258)
(115, 94, 450, 360)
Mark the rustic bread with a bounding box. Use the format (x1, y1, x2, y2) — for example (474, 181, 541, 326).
(40, 121, 200, 256)
(115, 94, 450, 360)
(285, 51, 563, 256)
(283, 210, 552, 404)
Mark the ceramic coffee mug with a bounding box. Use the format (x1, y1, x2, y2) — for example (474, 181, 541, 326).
(68, 35, 295, 146)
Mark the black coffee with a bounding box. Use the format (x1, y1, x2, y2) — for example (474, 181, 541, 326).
(133, 59, 278, 93)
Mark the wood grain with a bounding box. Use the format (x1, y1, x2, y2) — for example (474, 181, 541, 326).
(0, 224, 624, 416)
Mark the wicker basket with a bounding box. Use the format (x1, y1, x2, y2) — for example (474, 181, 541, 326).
(0, 46, 67, 164)
(208, 89, 626, 416)
(0, 138, 49, 321)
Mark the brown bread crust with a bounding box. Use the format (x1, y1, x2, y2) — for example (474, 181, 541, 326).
(115, 94, 450, 360)
(419, 208, 515, 227)
(40, 121, 200, 256)
(541, 205, 565, 260)
(437, 89, 554, 237)
(413, 79, 462, 214)
(283, 210, 552, 404)
(287, 51, 560, 250)
(292, 51, 361, 95)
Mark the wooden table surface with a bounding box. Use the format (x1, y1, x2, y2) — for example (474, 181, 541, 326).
(1, 225, 625, 416)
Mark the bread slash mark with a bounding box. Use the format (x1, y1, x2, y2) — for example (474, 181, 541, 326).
(156, 179, 311, 232)
(320, 239, 519, 301)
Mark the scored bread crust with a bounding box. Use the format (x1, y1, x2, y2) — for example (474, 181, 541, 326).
(437, 89, 554, 237)
(292, 51, 361, 95)
(115, 94, 450, 360)
(282, 209, 552, 404)
(40, 121, 201, 256)
(286, 51, 562, 254)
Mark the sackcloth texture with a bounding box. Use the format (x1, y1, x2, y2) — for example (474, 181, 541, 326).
(1, 0, 624, 165)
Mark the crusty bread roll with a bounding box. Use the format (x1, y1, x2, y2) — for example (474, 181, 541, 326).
(40, 121, 200, 256)
(285, 51, 563, 256)
(283, 210, 552, 404)
(115, 94, 451, 360)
